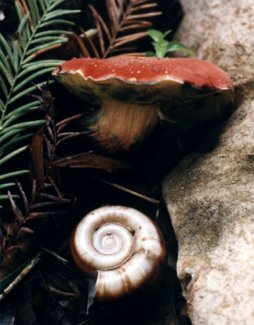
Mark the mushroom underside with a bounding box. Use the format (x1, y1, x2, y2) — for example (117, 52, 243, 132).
(56, 73, 234, 153)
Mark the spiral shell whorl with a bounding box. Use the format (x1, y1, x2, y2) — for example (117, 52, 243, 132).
(71, 206, 167, 300)
(93, 224, 128, 254)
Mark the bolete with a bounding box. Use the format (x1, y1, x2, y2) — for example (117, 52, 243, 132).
(53, 57, 234, 153)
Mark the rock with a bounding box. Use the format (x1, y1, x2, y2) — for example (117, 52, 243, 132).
(162, 1, 254, 324)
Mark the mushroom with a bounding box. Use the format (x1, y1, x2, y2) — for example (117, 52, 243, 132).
(53, 56, 234, 153)
(71, 205, 167, 300)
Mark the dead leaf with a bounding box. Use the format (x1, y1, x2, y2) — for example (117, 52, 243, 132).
(53, 152, 131, 173)
(30, 127, 44, 186)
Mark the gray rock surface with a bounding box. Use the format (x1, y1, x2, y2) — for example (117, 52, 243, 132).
(163, 1, 254, 324)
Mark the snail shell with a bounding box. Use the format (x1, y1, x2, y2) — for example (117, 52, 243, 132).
(71, 206, 167, 300)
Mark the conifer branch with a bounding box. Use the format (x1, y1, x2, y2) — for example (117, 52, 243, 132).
(0, 0, 79, 207)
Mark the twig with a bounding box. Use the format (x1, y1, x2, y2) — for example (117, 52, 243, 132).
(88, 174, 160, 204)
(0, 253, 41, 302)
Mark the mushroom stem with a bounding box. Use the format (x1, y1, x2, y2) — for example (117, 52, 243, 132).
(89, 99, 158, 153)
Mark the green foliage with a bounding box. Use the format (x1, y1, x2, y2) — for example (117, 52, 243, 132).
(147, 29, 195, 58)
(0, 0, 79, 207)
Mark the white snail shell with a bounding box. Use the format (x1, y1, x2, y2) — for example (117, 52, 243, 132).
(71, 206, 167, 300)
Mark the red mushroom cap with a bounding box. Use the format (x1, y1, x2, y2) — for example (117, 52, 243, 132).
(53, 56, 234, 153)
(54, 56, 233, 90)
